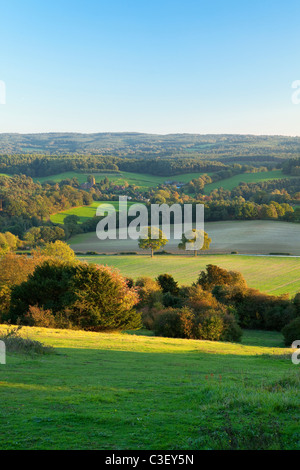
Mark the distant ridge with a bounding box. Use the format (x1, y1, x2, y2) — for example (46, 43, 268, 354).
(0, 132, 300, 158)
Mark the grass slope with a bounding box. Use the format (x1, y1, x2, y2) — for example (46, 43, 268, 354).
(0, 325, 297, 450)
(50, 200, 138, 224)
(78, 254, 300, 296)
(204, 169, 292, 193)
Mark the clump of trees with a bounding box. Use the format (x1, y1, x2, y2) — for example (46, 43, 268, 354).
(8, 260, 140, 331)
(138, 265, 300, 344)
(0, 241, 140, 331)
(1, 242, 300, 344)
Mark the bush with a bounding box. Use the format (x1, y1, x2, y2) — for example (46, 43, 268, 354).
(221, 313, 243, 342)
(70, 264, 141, 330)
(153, 308, 188, 338)
(162, 291, 183, 308)
(187, 285, 219, 313)
(141, 306, 165, 330)
(282, 318, 300, 346)
(156, 274, 179, 295)
(25, 305, 56, 328)
(194, 311, 224, 341)
(213, 284, 297, 331)
(135, 277, 163, 308)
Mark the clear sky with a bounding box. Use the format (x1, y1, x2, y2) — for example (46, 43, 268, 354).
(0, 0, 300, 135)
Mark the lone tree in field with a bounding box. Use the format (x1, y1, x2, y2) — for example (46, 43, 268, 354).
(138, 227, 168, 258)
(178, 229, 211, 257)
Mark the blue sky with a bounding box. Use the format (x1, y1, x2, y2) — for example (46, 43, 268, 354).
(0, 0, 300, 135)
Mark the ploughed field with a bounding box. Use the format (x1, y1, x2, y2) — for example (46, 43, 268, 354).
(0, 326, 297, 450)
(69, 220, 300, 256)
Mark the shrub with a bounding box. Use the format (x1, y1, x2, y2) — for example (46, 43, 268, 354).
(9, 260, 78, 322)
(221, 313, 243, 342)
(70, 263, 141, 330)
(153, 304, 242, 343)
(213, 284, 297, 331)
(179, 307, 195, 338)
(125, 277, 134, 289)
(194, 311, 224, 341)
(135, 277, 163, 308)
(187, 285, 219, 313)
(141, 306, 164, 330)
(282, 318, 300, 346)
(162, 291, 183, 308)
(156, 274, 179, 295)
(25, 305, 56, 328)
(153, 308, 186, 338)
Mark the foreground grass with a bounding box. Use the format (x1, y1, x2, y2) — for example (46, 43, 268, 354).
(0, 326, 298, 450)
(78, 254, 300, 296)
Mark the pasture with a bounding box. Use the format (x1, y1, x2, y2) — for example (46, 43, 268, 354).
(50, 200, 138, 224)
(204, 169, 292, 193)
(78, 254, 300, 296)
(0, 325, 297, 450)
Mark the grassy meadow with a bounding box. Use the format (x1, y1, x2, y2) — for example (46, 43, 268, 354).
(77, 254, 300, 296)
(204, 169, 292, 193)
(0, 325, 298, 450)
(50, 200, 140, 225)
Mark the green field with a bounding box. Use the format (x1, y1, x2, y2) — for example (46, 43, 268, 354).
(0, 325, 297, 450)
(34, 170, 212, 189)
(77, 254, 300, 296)
(50, 200, 139, 224)
(204, 169, 292, 193)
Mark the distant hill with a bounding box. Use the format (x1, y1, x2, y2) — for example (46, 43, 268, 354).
(0, 133, 300, 160)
